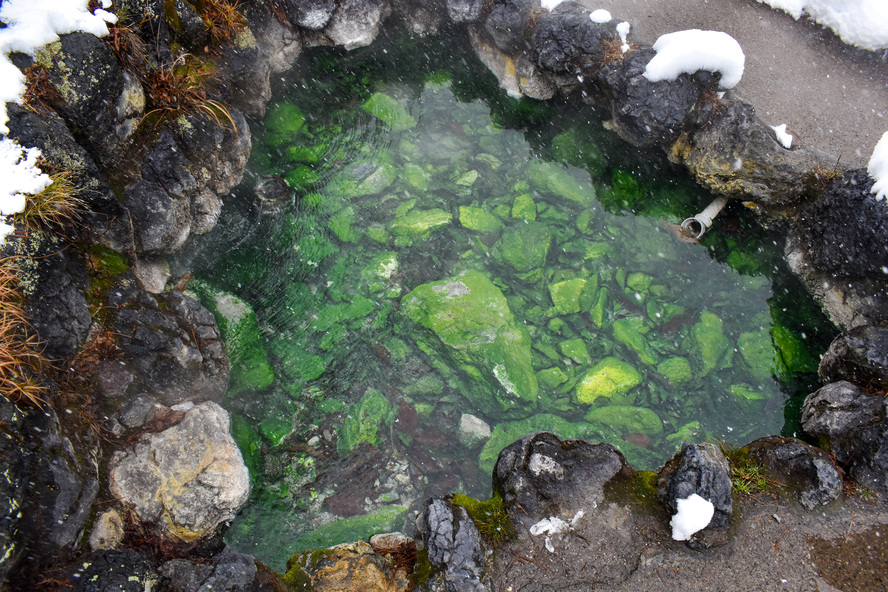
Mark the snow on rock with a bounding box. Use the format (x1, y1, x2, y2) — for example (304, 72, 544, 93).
(616, 21, 631, 53)
(670, 493, 715, 541)
(868, 130, 888, 201)
(542, 0, 566, 11)
(0, 0, 117, 134)
(757, 0, 888, 51)
(590, 9, 612, 23)
(644, 29, 745, 90)
(0, 138, 51, 242)
(771, 124, 794, 149)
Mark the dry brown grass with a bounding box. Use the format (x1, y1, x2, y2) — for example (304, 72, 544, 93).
(0, 259, 49, 407)
(15, 169, 85, 235)
(199, 0, 248, 47)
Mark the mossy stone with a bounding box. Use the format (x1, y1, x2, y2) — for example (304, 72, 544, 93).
(626, 272, 653, 293)
(362, 92, 416, 132)
(730, 383, 770, 412)
(401, 163, 430, 190)
(537, 367, 568, 389)
(770, 325, 818, 374)
(495, 221, 552, 273)
(574, 357, 642, 405)
(191, 281, 275, 395)
(326, 156, 398, 199)
(401, 270, 538, 418)
(549, 278, 586, 315)
(526, 160, 597, 206)
(657, 357, 693, 387)
(338, 388, 394, 454)
(328, 206, 359, 243)
(666, 420, 702, 443)
(287, 505, 407, 554)
(455, 170, 480, 186)
(310, 296, 375, 333)
(584, 405, 664, 438)
(478, 413, 596, 475)
(260, 417, 292, 446)
(737, 330, 776, 382)
(284, 165, 321, 189)
(511, 194, 537, 221)
(612, 318, 658, 366)
(230, 415, 262, 484)
(392, 208, 452, 246)
(686, 311, 732, 377)
(559, 338, 591, 365)
(459, 206, 504, 233)
(265, 102, 305, 147)
(589, 288, 608, 328)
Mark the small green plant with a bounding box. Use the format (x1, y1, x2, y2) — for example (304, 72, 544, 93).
(719, 442, 781, 497)
(451, 493, 516, 547)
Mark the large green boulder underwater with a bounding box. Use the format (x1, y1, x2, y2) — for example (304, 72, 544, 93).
(401, 270, 538, 418)
(190, 281, 274, 395)
(493, 221, 553, 280)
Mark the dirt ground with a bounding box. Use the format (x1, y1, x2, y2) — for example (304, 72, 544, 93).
(491, 496, 888, 592)
(578, 0, 888, 169)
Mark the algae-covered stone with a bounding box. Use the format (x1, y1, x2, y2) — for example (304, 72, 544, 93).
(737, 330, 776, 382)
(265, 102, 305, 147)
(362, 92, 416, 132)
(328, 206, 359, 243)
(288, 506, 407, 554)
(495, 221, 552, 273)
(401, 270, 538, 418)
(511, 194, 537, 221)
(455, 170, 480, 186)
(459, 206, 504, 233)
(526, 160, 597, 206)
(392, 208, 452, 246)
(400, 163, 430, 190)
(478, 413, 596, 475)
(260, 418, 292, 446)
(537, 367, 568, 389)
(626, 272, 653, 293)
(338, 388, 394, 454)
(549, 278, 586, 315)
(657, 357, 693, 387)
(191, 281, 274, 395)
(612, 317, 658, 366)
(230, 415, 262, 484)
(285, 165, 321, 189)
(771, 325, 818, 375)
(550, 127, 608, 177)
(589, 288, 608, 328)
(666, 421, 702, 443)
(686, 311, 732, 377)
(574, 357, 642, 405)
(310, 296, 375, 332)
(560, 338, 591, 365)
(325, 155, 398, 199)
(584, 405, 664, 438)
(730, 384, 769, 411)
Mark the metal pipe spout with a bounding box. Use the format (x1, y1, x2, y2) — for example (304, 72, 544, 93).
(680, 196, 729, 239)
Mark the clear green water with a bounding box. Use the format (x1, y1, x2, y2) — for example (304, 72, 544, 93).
(178, 28, 833, 569)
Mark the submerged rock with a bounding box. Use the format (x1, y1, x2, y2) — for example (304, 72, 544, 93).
(526, 161, 597, 206)
(401, 270, 538, 418)
(109, 402, 250, 542)
(685, 311, 732, 377)
(478, 414, 597, 475)
(493, 432, 631, 524)
(658, 442, 733, 548)
(338, 388, 394, 454)
(493, 221, 552, 275)
(573, 356, 642, 405)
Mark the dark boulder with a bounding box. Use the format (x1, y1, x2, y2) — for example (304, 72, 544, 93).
(493, 432, 631, 525)
(393, 0, 446, 36)
(168, 0, 210, 53)
(745, 436, 842, 510)
(158, 551, 286, 592)
(174, 111, 251, 198)
(802, 381, 888, 497)
(657, 442, 733, 548)
(324, 0, 392, 51)
(281, 0, 336, 30)
(110, 279, 230, 406)
(819, 325, 888, 389)
(415, 497, 489, 592)
(484, 0, 534, 54)
(790, 169, 888, 279)
(598, 48, 712, 147)
(125, 178, 192, 255)
(64, 550, 158, 592)
(531, 3, 616, 76)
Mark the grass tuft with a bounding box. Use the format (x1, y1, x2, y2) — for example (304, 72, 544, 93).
(451, 493, 516, 548)
(0, 259, 49, 407)
(15, 169, 85, 235)
(718, 441, 783, 498)
(199, 0, 248, 47)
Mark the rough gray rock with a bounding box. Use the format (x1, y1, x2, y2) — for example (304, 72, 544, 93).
(111, 280, 230, 406)
(493, 432, 630, 524)
(447, 0, 484, 23)
(531, 3, 616, 77)
(325, 0, 392, 51)
(599, 49, 715, 147)
(802, 381, 888, 497)
(158, 552, 270, 592)
(175, 111, 251, 198)
(745, 436, 842, 510)
(415, 498, 489, 592)
(393, 0, 446, 36)
(819, 325, 888, 388)
(677, 98, 831, 207)
(169, 0, 210, 53)
(0, 398, 29, 584)
(109, 402, 250, 542)
(658, 442, 733, 548)
(282, 0, 336, 30)
(484, 0, 534, 54)
(65, 550, 158, 592)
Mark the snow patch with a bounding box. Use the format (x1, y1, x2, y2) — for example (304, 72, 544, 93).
(0, 138, 52, 243)
(589, 9, 612, 24)
(670, 493, 715, 541)
(868, 130, 888, 201)
(756, 0, 888, 51)
(542, 0, 566, 10)
(643, 29, 745, 90)
(616, 21, 631, 53)
(771, 124, 793, 148)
